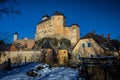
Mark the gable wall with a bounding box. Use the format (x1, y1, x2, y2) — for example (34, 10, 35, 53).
(72, 38, 104, 58)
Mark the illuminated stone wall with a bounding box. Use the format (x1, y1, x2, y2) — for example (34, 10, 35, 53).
(57, 50, 68, 64)
(35, 13, 80, 45)
(0, 51, 41, 64)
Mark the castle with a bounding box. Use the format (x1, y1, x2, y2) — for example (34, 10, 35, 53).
(1, 12, 118, 64)
(35, 11, 80, 45)
(13, 11, 80, 49)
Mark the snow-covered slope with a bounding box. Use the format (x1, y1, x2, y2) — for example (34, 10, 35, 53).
(0, 63, 78, 80)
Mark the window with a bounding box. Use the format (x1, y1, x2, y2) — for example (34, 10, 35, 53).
(77, 54, 81, 59)
(89, 54, 94, 58)
(64, 51, 66, 53)
(88, 42, 91, 47)
(82, 43, 85, 48)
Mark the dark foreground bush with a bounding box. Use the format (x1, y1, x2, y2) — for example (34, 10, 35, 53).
(87, 64, 120, 80)
(26, 70, 38, 77)
(0, 58, 11, 71)
(36, 66, 44, 70)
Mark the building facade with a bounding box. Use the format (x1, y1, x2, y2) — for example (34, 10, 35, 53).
(72, 38, 104, 58)
(72, 32, 118, 59)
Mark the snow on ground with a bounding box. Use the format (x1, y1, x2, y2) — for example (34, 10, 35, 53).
(0, 63, 78, 80)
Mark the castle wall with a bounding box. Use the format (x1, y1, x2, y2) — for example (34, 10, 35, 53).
(14, 39, 35, 50)
(64, 27, 70, 39)
(35, 19, 54, 40)
(0, 51, 41, 64)
(70, 25, 80, 45)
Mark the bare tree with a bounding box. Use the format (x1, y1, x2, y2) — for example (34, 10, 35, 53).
(0, 0, 21, 18)
(0, 32, 11, 43)
(0, 40, 5, 57)
(0, 32, 12, 57)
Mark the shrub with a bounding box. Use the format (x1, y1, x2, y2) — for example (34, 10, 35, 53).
(26, 70, 38, 77)
(36, 66, 44, 70)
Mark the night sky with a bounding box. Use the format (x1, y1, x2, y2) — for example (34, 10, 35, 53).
(0, 0, 120, 43)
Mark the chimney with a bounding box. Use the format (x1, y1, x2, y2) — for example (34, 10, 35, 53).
(101, 34, 104, 38)
(92, 30, 95, 35)
(107, 34, 110, 41)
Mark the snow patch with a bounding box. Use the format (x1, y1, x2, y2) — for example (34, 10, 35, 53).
(0, 63, 79, 80)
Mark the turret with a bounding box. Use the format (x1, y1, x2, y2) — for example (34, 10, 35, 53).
(13, 32, 18, 41)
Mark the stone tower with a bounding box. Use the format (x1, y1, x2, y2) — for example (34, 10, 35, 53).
(51, 11, 65, 35)
(35, 11, 80, 45)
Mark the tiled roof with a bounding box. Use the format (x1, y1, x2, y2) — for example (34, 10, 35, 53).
(10, 44, 18, 51)
(82, 33, 117, 51)
(0, 44, 18, 51)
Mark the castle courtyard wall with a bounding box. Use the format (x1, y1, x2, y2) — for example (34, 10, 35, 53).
(0, 51, 41, 64)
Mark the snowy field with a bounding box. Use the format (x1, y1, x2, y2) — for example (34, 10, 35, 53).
(0, 63, 79, 80)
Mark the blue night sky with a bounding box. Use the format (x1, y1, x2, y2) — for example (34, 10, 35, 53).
(0, 0, 120, 43)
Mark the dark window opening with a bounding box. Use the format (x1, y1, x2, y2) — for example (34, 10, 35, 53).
(88, 42, 91, 47)
(82, 43, 85, 48)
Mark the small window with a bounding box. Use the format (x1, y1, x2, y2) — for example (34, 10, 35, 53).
(82, 43, 85, 48)
(89, 54, 94, 58)
(88, 42, 91, 47)
(77, 54, 81, 59)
